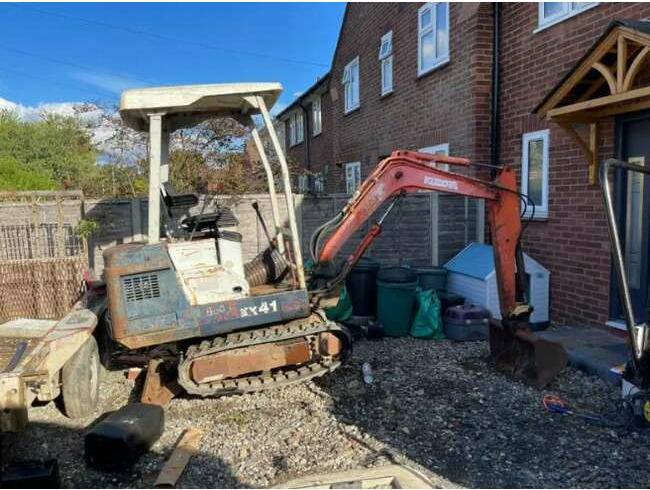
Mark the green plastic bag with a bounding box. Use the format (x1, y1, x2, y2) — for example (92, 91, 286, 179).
(410, 287, 445, 339)
(324, 286, 353, 322)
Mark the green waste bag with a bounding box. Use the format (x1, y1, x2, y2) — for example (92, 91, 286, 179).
(410, 287, 445, 339)
(324, 286, 353, 322)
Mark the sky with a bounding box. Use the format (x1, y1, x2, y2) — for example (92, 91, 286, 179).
(0, 2, 345, 116)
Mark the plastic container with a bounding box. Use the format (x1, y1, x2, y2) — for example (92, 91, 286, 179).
(346, 257, 381, 317)
(376, 267, 418, 337)
(443, 304, 491, 340)
(408, 265, 447, 291)
(85, 403, 164, 471)
(437, 290, 465, 316)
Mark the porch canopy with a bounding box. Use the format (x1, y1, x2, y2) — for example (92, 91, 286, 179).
(535, 20, 650, 184)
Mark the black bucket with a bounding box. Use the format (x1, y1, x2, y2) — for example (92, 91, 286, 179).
(408, 265, 447, 291)
(346, 257, 381, 317)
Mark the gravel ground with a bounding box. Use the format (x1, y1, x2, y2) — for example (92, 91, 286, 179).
(4, 337, 650, 488)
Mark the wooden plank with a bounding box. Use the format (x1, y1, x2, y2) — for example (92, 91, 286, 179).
(617, 34, 627, 93)
(546, 85, 650, 119)
(154, 428, 203, 488)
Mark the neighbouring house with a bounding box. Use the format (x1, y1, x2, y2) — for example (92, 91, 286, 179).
(279, 2, 650, 330)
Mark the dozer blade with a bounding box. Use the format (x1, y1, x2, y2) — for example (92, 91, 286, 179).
(488, 320, 568, 388)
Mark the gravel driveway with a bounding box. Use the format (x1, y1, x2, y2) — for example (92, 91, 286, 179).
(4, 337, 650, 488)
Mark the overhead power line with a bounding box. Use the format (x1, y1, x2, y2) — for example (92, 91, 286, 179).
(4, 2, 330, 68)
(0, 44, 161, 86)
(0, 66, 116, 100)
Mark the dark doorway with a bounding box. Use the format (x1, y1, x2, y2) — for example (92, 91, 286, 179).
(612, 112, 650, 324)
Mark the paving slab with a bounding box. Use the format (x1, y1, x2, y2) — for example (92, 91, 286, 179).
(537, 326, 628, 384)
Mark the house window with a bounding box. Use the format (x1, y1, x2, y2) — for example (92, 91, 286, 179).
(312, 97, 322, 136)
(420, 143, 450, 171)
(379, 31, 393, 95)
(342, 57, 360, 113)
(537, 2, 598, 30)
(312, 172, 324, 194)
(345, 162, 361, 194)
(418, 2, 449, 76)
(288, 111, 304, 147)
(298, 175, 309, 193)
(521, 130, 550, 219)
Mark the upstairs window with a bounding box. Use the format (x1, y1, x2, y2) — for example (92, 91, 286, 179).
(521, 130, 550, 219)
(298, 175, 309, 193)
(418, 2, 449, 76)
(379, 31, 393, 95)
(420, 143, 450, 171)
(312, 97, 322, 136)
(342, 57, 360, 113)
(345, 162, 361, 194)
(288, 111, 304, 147)
(537, 2, 598, 30)
(312, 172, 324, 194)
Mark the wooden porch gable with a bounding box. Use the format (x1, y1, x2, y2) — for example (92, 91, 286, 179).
(535, 20, 650, 184)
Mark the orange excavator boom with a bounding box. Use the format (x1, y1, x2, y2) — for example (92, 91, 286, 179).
(311, 150, 567, 388)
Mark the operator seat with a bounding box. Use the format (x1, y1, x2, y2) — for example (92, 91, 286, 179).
(160, 183, 238, 240)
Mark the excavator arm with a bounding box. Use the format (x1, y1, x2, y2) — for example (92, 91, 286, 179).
(311, 150, 567, 388)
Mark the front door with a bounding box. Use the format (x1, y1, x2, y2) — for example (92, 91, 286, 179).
(612, 112, 650, 324)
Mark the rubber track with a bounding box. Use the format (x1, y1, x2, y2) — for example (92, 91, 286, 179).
(177, 320, 351, 397)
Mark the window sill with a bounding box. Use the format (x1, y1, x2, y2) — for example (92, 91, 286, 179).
(344, 105, 360, 116)
(380, 89, 394, 99)
(533, 3, 600, 34)
(290, 141, 304, 148)
(312, 131, 322, 138)
(523, 211, 548, 222)
(417, 57, 450, 80)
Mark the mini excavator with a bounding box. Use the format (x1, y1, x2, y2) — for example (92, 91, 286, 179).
(93, 84, 567, 402)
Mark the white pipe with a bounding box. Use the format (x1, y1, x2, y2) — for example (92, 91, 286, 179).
(249, 121, 285, 254)
(257, 97, 306, 289)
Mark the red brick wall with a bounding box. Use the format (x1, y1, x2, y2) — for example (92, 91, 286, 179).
(499, 2, 650, 326)
(328, 2, 495, 192)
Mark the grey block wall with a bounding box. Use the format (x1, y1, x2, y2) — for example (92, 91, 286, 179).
(2, 192, 483, 274)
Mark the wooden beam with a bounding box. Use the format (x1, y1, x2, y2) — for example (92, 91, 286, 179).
(592, 62, 617, 94)
(617, 34, 627, 93)
(546, 85, 650, 119)
(588, 98, 650, 119)
(589, 123, 598, 185)
(557, 122, 593, 161)
(537, 30, 619, 115)
(623, 46, 650, 91)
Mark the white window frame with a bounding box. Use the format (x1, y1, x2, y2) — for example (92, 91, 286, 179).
(312, 97, 322, 136)
(342, 57, 360, 114)
(379, 31, 393, 96)
(521, 130, 550, 220)
(345, 161, 361, 195)
(536, 2, 599, 32)
(419, 143, 450, 171)
(312, 172, 324, 194)
(298, 174, 309, 193)
(417, 2, 450, 77)
(288, 111, 304, 147)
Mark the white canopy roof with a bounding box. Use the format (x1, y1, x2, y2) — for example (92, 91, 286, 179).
(119, 82, 283, 131)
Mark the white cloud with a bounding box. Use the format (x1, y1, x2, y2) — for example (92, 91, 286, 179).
(0, 97, 80, 122)
(72, 71, 145, 94)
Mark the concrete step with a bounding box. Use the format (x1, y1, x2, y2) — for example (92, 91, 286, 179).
(537, 326, 628, 385)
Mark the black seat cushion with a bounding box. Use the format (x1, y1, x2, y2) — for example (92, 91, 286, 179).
(181, 213, 219, 231)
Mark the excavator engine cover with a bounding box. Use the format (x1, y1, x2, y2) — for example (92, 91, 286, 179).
(488, 320, 568, 388)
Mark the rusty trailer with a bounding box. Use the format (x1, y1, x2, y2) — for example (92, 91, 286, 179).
(0, 303, 99, 432)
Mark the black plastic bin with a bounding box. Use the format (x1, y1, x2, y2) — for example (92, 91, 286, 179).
(346, 257, 381, 317)
(407, 265, 447, 291)
(437, 290, 465, 316)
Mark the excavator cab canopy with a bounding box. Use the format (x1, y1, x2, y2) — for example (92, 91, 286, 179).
(119, 82, 282, 131)
(118, 82, 305, 289)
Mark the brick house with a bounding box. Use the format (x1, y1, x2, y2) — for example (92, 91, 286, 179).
(279, 2, 650, 329)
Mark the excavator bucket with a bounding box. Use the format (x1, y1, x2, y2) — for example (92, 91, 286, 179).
(488, 320, 568, 388)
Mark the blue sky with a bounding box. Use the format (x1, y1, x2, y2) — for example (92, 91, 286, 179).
(0, 2, 345, 113)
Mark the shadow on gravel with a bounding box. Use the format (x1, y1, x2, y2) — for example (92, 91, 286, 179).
(1, 419, 247, 488)
(313, 338, 650, 489)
